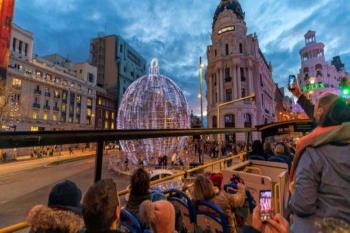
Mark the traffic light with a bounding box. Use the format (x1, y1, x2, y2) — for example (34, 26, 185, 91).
(340, 77, 350, 97)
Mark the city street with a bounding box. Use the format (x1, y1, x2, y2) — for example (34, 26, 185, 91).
(0, 154, 130, 229)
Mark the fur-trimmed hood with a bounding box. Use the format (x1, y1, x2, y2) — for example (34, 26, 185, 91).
(27, 205, 83, 233)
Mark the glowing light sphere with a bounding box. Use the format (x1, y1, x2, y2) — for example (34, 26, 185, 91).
(117, 58, 190, 164)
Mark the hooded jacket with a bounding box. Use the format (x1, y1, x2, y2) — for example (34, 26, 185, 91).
(27, 205, 83, 233)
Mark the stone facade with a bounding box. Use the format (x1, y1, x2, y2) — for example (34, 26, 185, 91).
(206, 0, 276, 143)
(297, 30, 347, 104)
(1, 24, 97, 132)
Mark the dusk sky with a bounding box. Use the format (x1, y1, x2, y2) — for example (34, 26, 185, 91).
(13, 0, 350, 116)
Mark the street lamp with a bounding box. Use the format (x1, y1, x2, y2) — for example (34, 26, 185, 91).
(199, 57, 204, 127)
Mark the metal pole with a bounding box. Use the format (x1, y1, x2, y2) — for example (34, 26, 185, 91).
(94, 141, 104, 183)
(199, 56, 204, 127)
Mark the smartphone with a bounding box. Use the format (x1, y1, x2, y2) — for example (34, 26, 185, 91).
(288, 75, 296, 90)
(259, 190, 273, 222)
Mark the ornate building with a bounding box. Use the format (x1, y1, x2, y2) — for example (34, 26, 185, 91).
(297, 31, 347, 104)
(1, 24, 97, 132)
(206, 0, 276, 143)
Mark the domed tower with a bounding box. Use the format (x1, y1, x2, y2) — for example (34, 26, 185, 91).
(297, 31, 346, 103)
(205, 0, 276, 144)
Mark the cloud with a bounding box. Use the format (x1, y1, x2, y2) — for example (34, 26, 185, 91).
(13, 0, 350, 115)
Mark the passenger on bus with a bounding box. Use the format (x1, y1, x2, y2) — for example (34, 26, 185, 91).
(48, 180, 83, 216)
(81, 179, 123, 233)
(267, 143, 291, 169)
(289, 93, 350, 232)
(139, 200, 176, 233)
(27, 204, 82, 233)
(263, 142, 274, 159)
(193, 174, 246, 233)
(247, 140, 266, 161)
(125, 168, 151, 218)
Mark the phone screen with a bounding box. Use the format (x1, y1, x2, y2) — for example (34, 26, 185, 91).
(288, 75, 296, 89)
(260, 190, 272, 222)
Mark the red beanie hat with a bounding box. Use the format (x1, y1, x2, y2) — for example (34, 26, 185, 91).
(208, 173, 223, 188)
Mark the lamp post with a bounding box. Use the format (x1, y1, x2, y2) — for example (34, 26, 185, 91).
(199, 57, 204, 127)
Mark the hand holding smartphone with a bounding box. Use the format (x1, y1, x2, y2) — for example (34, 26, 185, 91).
(259, 190, 273, 222)
(288, 75, 296, 90)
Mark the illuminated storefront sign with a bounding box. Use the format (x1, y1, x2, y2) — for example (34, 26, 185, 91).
(303, 83, 326, 92)
(218, 26, 235, 35)
(0, 0, 15, 79)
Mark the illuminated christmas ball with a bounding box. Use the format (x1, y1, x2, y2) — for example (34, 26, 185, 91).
(117, 58, 190, 164)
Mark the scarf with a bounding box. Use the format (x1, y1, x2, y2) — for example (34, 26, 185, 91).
(289, 122, 350, 192)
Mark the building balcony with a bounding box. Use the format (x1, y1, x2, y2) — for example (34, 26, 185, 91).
(54, 95, 61, 99)
(32, 103, 40, 108)
(53, 106, 60, 112)
(44, 105, 50, 110)
(44, 92, 51, 97)
(34, 89, 42, 95)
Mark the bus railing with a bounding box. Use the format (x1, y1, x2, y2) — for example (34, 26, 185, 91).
(0, 153, 249, 233)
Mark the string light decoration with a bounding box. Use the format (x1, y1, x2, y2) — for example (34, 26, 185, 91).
(117, 58, 190, 164)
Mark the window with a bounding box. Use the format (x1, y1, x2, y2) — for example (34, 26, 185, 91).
(240, 68, 245, 81)
(124, 66, 127, 72)
(69, 117, 73, 123)
(12, 38, 16, 51)
(225, 68, 231, 82)
(244, 113, 252, 128)
(120, 44, 123, 53)
(19, 41, 23, 54)
(12, 78, 22, 88)
(111, 112, 115, 119)
(98, 97, 102, 105)
(260, 75, 263, 87)
(241, 88, 246, 97)
(32, 112, 38, 120)
(104, 121, 109, 129)
(24, 43, 28, 56)
(53, 114, 57, 121)
(261, 94, 264, 107)
(123, 87, 126, 94)
(87, 108, 92, 116)
(224, 114, 235, 128)
(88, 73, 94, 82)
(87, 98, 93, 107)
(54, 90, 60, 98)
(214, 49, 217, 56)
(31, 126, 39, 132)
(111, 122, 115, 129)
(88, 89, 92, 94)
(62, 104, 66, 112)
(105, 111, 109, 119)
(43, 112, 48, 120)
(225, 44, 229, 56)
(239, 43, 243, 54)
(76, 95, 81, 104)
(225, 89, 232, 101)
